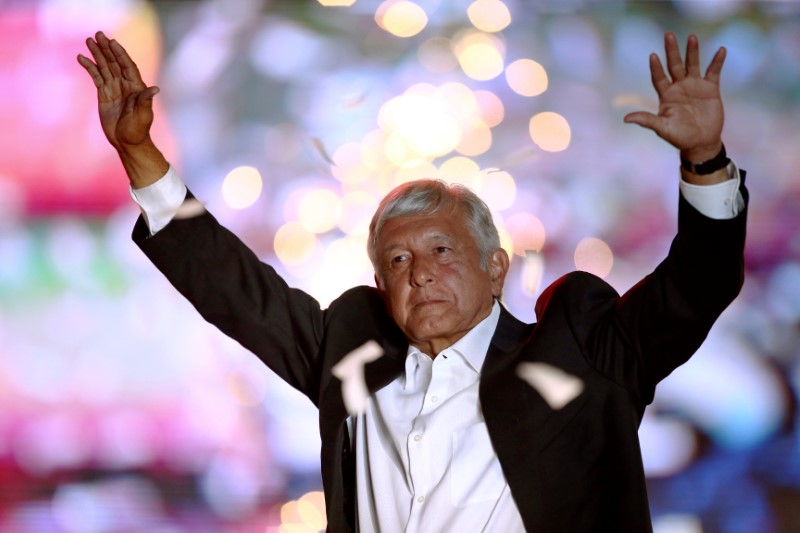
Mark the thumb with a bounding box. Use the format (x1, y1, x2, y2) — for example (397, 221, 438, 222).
(137, 86, 160, 109)
(623, 111, 662, 132)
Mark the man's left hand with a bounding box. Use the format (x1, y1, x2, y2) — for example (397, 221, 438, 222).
(624, 32, 726, 163)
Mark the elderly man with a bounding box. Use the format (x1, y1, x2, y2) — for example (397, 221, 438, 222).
(78, 30, 746, 532)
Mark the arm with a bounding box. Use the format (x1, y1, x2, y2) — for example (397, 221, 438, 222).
(132, 201, 329, 398)
(565, 34, 745, 405)
(620, 33, 746, 400)
(79, 34, 327, 398)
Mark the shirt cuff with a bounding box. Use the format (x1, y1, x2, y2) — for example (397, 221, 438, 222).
(129, 165, 188, 235)
(679, 161, 745, 220)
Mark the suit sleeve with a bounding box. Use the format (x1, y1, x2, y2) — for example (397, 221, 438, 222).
(132, 192, 326, 400)
(536, 176, 748, 407)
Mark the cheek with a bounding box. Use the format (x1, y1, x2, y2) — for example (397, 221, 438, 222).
(383, 283, 409, 314)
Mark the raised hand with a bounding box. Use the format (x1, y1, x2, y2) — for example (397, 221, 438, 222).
(77, 32, 167, 188)
(624, 32, 726, 163)
(77, 31, 159, 149)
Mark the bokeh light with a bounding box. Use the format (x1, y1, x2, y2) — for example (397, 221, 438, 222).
(529, 111, 571, 152)
(506, 58, 549, 96)
(477, 169, 516, 211)
(337, 191, 379, 236)
(221, 166, 263, 209)
(274, 222, 318, 265)
(298, 189, 341, 233)
(454, 31, 505, 81)
(467, 0, 512, 33)
(297, 491, 327, 530)
(379, 89, 461, 159)
(377, 1, 428, 38)
(393, 160, 438, 186)
(455, 117, 492, 156)
(473, 89, 505, 127)
(331, 142, 373, 184)
(504, 212, 546, 255)
(280, 490, 327, 531)
(437, 156, 482, 191)
(573, 237, 614, 278)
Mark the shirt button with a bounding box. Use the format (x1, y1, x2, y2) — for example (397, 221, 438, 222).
(413, 434, 421, 442)
(417, 496, 425, 503)
(431, 395, 438, 403)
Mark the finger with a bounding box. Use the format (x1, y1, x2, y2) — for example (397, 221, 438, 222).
(110, 39, 145, 84)
(95, 31, 123, 78)
(649, 53, 670, 97)
(76, 54, 103, 88)
(86, 37, 114, 84)
(623, 111, 665, 133)
(664, 32, 686, 82)
(704, 46, 727, 84)
(685, 34, 701, 78)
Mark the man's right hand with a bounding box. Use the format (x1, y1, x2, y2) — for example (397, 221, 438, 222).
(78, 31, 168, 188)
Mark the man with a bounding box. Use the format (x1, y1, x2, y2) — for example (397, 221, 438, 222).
(78, 30, 746, 532)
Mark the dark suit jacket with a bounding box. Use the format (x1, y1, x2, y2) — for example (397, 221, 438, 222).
(133, 179, 747, 532)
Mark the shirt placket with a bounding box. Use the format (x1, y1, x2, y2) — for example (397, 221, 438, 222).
(408, 350, 461, 531)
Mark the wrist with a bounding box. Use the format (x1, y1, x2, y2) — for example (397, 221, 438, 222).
(680, 142, 729, 176)
(680, 141, 723, 165)
(117, 137, 169, 189)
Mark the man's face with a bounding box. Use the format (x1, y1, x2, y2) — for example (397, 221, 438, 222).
(374, 206, 508, 357)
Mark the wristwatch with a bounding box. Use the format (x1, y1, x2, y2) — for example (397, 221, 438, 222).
(680, 144, 731, 175)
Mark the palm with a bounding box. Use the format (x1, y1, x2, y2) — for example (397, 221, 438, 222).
(653, 77, 723, 150)
(97, 77, 152, 147)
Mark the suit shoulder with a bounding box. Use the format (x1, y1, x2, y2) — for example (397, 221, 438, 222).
(329, 285, 385, 311)
(325, 285, 396, 332)
(324, 285, 406, 355)
(535, 271, 619, 320)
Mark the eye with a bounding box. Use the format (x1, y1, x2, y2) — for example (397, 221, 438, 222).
(434, 246, 451, 254)
(391, 254, 408, 264)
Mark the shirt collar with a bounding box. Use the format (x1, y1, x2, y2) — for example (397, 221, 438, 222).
(405, 300, 501, 374)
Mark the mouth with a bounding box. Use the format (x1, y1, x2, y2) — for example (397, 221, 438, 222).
(413, 299, 447, 309)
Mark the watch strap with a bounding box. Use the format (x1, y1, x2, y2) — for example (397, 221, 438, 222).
(681, 144, 730, 175)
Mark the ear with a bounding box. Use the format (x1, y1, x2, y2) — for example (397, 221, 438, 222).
(374, 273, 385, 293)
(488, 248, 510, 298)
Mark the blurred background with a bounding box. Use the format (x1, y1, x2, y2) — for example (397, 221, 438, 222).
(0, 0, 798, 531)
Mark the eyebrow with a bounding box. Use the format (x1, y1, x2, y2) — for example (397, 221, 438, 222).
(380, 231, 455, 255)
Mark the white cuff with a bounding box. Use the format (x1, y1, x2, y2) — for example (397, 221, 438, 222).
(129, 165, 188, 235)
(679, 161, 745, 220)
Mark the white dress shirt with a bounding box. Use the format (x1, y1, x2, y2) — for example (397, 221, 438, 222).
(352, 301, 526, 532)
(130, 162, 745, 531)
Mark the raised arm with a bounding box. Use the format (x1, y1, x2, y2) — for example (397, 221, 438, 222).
(624, 32, 730, 186)
(77, 31, 168, 188)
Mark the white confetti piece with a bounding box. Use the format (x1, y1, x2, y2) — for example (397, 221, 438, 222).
(331, 340, 384, 415)
(516, 362, 584, 410)
(174, 198, 207, 220)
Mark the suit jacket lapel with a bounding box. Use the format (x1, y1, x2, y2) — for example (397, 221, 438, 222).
(480, 306, 536, 440)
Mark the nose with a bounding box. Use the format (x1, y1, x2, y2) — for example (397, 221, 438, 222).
(410, 257, 435, 287)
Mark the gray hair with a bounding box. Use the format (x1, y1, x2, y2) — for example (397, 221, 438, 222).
(367, 179, 501, 272)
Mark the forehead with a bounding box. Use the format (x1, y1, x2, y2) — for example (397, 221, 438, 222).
(377, 207, 473, 248)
